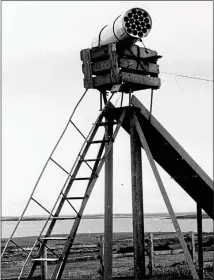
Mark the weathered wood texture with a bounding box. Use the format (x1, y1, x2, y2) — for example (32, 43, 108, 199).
(130, 111, 145, 280)
(81, 42, 161, 92)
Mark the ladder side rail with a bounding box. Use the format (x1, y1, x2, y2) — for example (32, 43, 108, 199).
(26, 96, 115, 279)
(51, 109, 126, 279)
(2, 89, 89, 257)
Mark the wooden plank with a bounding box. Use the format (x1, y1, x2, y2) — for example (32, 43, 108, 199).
(148, 233, 154, 275)
(117, 44, 160, 60)
(81, 49, 93, 89)
(104, 117, 114, 280)
(40, 247, 48, 279)
(92, 60, 110, 74)
(92, 59, 159, 75)
(120, 58, 159, 74)
(91, 44, 160, 61)
(134, 115, 199, 280)
(121, 72, 161, 88)
(91, 45, 109, 60)
(108, 43, 120, 84)
(93, 74, 112, 87)
(189, 231, 196, 263)
(130, 111, 145, 279)
(131, 95, 213, 192)
(197, 204, 204, 279)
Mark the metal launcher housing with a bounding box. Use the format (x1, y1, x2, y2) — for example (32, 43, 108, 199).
(80, 42, 162, 93)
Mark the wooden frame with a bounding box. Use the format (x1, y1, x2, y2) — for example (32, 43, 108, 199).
(80, 42, 161, 93)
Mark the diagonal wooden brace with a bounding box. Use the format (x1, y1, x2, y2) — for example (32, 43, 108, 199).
(133, 114, 199, 280)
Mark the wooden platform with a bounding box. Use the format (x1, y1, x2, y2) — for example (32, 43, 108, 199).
(104, 96, 213, 219)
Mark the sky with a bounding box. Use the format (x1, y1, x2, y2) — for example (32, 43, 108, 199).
(2, 1, 213, 217)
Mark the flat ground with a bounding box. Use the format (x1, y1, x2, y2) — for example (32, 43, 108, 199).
(1, 232, 214, 279)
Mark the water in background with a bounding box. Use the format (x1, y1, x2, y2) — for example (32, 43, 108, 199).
(1, 217, 213, 238)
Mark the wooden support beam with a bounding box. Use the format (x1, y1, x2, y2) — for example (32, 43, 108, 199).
(197, 204, 203, 279)
(130, 111, 145, 280)
(104, 118, 114, 280)
(189, 231, 196, 263)
(134, 115, 199, 280)
(41, 246, 48, 279)
(148, 233, 154, 276)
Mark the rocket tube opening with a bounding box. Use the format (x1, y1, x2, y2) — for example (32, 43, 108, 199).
(139, 16, 144, 22)
(141, 22, 145, 27)
(137, 10, 142, 16)
(143, 12, 148, 17)
(135, 20, 140, 25)
(128, 12, 133, 18)
(125, 22, 130, 28)
(129, 18, 134, 24)
(131, 24, 136, 30)
(131, 9, 137, 14)
(146, 24, 151, 29)
(137, 26, 141, 31)
(124, 16, 129, 22)
(142, 28, 147, 33)
(134, 14, 138, 20)
(138, 32, 143, 37)
(144, 18, 149, 24)
(133, 30, 137, 36)
(127, 28, 132, 34)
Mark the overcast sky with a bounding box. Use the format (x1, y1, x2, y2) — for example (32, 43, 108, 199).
(2, 1, 213, 217)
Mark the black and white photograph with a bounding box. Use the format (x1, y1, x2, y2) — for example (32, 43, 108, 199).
(1, 1, 213, 279)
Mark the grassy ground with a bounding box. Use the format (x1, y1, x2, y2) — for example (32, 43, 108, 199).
(1, 232, 214, 279)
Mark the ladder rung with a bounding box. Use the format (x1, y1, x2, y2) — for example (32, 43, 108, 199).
(32, 258, 58, 262)
(51, 216, 76, 220)
(66, 197, 85, 200)
(80, 158, 102, 162)
(40, 237, 68, 240)
(96, 121, 118, 126)
(88, 140, 110, 144)
(71, 177, 92, 181)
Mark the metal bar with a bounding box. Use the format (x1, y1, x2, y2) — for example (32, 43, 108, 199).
(50, 158, 70, 175)
(61, 193, 79, 215)
(149, 89, 154, 122)
(70, 120, 87, 140)
(10, 240, 35, 258)
(18, 239, 39, 280)
(197, 204, 203, 279)
(31, 198, 53, 216)
(120, 92, 124, 107)
(51, 109, 126, 280)
(104, 117, 114, 280)
(100, 91, 103, 111)
(79, 154, 94, 172)
(38, 240, 61, 259)
(130, 111, 145, 280)
(2, 89, 88, 258)
(134, 115, 199, 280)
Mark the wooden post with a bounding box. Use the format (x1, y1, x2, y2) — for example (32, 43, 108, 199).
(41, 246, 48, 279)
(188, 231, 196, 263)
(98, 236, 104, 279)
(148, 233, 154, 276)
(130, 110, 145, 280)
(197, 204, 203, 279)
(134, 115, 199, 280)
(104, 120, 113, 280)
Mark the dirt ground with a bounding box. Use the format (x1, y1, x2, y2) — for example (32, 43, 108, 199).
(1, 232, 214, 279)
